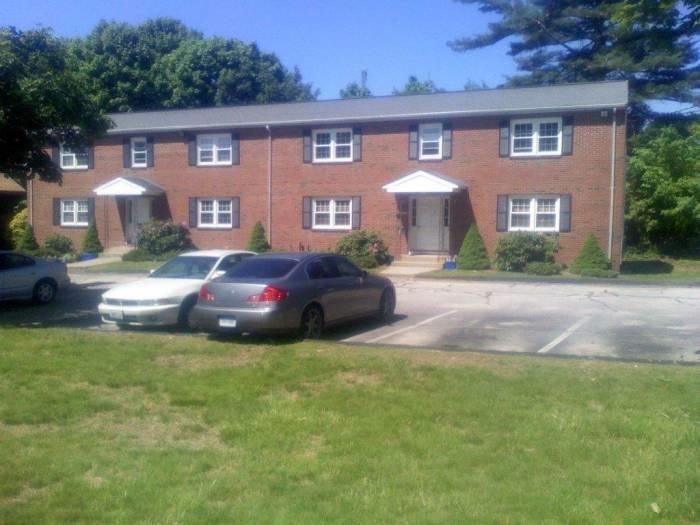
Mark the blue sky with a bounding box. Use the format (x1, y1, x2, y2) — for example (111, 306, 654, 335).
(3, 0, 519, 99)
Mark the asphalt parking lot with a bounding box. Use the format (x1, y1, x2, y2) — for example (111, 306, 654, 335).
(2, 271, 699, 364)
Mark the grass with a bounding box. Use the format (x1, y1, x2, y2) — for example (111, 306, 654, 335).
(0, 328, 697, 524)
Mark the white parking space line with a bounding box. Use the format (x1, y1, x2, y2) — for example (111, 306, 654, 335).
(364, 310, 459, 344)
(537, 317, 590, 354)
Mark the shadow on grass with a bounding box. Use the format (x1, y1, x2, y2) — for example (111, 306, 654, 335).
(621, 259, 674, 275)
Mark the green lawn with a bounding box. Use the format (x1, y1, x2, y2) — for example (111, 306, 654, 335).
(0, 328, 697, 524)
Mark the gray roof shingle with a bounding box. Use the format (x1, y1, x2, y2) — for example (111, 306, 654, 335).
(107, 80, 628, 134)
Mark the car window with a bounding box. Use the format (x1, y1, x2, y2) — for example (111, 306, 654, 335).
(150, 256, 217, 279)
(0, 253, 35, 271)
(335, 257, 363, 278)
(306, 257, 340, 280)
(225, 258, 297, 279)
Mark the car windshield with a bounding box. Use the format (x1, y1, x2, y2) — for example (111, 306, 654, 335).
(224, 258, 297, 279)
(150, 256, 217, 279)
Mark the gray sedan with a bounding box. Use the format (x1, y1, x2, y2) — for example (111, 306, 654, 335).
(191, 252, 396, 338)
(0, 251, 71, 304)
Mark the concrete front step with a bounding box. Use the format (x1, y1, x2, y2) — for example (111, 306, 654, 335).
(382, 254, 448, 276)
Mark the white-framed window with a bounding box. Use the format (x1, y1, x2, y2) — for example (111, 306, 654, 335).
(197, 134, 232, 166)
(508, 196, 560, 232)
(313, 129, 353, 162)
(312, 198, 352, 230)
(511, 118, 562, 156)
(198, 198, 232, 228)
(419, 123, 443, 160)
(60, 145, 89, 170)
(131, 137, 148, 168)
(61, 199, 89, 226)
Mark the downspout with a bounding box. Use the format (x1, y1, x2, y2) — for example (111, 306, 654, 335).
(608, 107, 617, 259)
(266, 125, 272, 247)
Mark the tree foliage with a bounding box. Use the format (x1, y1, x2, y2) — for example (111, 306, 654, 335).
(71, 18, 317, 112)
(247, 221, 271, 252)
(625, 122, 700, 254)
(340, 81, 372, 99)
(450, 1, 700, 128)
(0, 27, 109, 184)
(393, 75, 444, 95)
(456, 224, 491, 270)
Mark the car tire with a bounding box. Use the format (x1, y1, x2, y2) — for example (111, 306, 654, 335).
(33, 279, 57, 305)
(377, 288, 396, 323)
(177, 295, 198, 330)
(299, 305, 324, 339)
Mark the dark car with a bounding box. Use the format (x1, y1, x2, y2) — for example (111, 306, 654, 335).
(191, 252, 396, 338)
(0, 251, 71, 304)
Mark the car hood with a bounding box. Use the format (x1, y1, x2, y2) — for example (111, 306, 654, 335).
(102, 277, 203, 300)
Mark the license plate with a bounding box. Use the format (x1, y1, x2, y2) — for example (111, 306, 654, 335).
(218, 317, 237, 328)
(110, 310, 124, 320)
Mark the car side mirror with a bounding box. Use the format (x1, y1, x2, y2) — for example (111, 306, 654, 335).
(211, 270, 226, 280)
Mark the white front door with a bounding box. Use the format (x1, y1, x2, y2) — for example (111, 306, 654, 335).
(408, 196, 449, 253)
(125, 197, 152, 245)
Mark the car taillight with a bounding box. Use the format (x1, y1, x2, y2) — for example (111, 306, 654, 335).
(247, 286, 289, 304)
(199, 284, 215, 302)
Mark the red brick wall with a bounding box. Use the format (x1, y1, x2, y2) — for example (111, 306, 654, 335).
(29, 109, 626, 267)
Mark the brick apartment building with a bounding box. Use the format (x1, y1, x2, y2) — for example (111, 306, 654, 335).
(28, 80, 628, 267)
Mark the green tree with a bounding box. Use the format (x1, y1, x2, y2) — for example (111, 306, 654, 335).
(247, 221, 271, 252)
(570, 234, 612, 274)
(393, 75, 444, 95)
(625, 122, 700, 253)
(340, 81, 372, 99)
(456, 224, 491, 270)
(16, 222, 39, 254)
(81, 221, 104, 254)
(449, 1, 700, 129)
(0, 27, 109, 185)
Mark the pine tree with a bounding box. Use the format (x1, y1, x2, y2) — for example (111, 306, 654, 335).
(570, 234, 611, 274)
(16, 223, 39, 254)
(247, 221, 270, 252)
(82, 221, 104, 253)
(456, 224, 491, 270)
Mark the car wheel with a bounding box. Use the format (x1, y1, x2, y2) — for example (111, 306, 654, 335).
(177, 295, 198, 330)
(377, 288, 396, 323)
(33, 279, 57, 304)
(299, 305, 324, 339)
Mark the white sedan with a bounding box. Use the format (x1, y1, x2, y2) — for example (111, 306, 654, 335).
(98, 250, 255, 328)
(0, 251, 71, 304)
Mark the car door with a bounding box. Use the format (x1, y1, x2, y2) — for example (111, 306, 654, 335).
(333, 256, 380, 317)
(0, 253, 37, 300)
(305, 256, 348, 324)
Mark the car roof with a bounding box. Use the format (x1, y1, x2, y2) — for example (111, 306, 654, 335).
(178, 249, 256, 258)
(249, 252, 334, 261)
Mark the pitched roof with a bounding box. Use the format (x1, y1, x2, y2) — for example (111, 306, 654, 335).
(107, 81, 628, 135)
(0, 176, 25, 194)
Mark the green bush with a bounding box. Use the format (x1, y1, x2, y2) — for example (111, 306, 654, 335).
(81, 221, 104, 254)
(9, 207, 28, 250)
(16, 222, 39, 254)
(494, 233, 558, 272)
(137, 221, 193, 256)
(335, 230, 391, 269)
(524, 262, 563, 275)
(43, 234, 74, 257)
(456, 224, 491, 270)
(570, 234, 611, 274)
(574, 268, 619, 278)
(247, 221, 271, 252)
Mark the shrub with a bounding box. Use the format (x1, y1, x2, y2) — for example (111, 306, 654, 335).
(247, 221, 271, 252)
(9, 207, 28, 249)
(456, 224, 490, 270)
(570, 234, 611, 274)
(524, 262, 563, 276)
(137, 221, 193, 256)
(336, 230, 391, 269)
(43, 234, 74, 257)
(16, 222, 39, 254)
(574, 268, 619, 279)
(494, 233, 558, 272)
(81, 221, 104, 254)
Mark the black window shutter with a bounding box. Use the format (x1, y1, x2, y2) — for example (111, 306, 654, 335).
(122, 138, 131, 168)
(499, 121, 510, 157)
(351, 197, 361, 229)
(408, 125, 419, 160)
(188, 197, 198, 227)
(231, 197, 240, 228)
(87, 198, 96, 223)
(496, 194, 509, 232)
(187, 136, 197, 166)
(53, 198, 61, 226)
(302, 197, 312, 229)
(87, 146, 95, 169)
(303, 130, 312, 163)
(442, 123, 452, 159)
(353, 128, 362, 162)
(231, 133, 240, 165)
(147, 136, 155, 167)
(559, 194, 572, 232)
(52, 146, 60, 167)
(562, 117, 574, 155)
